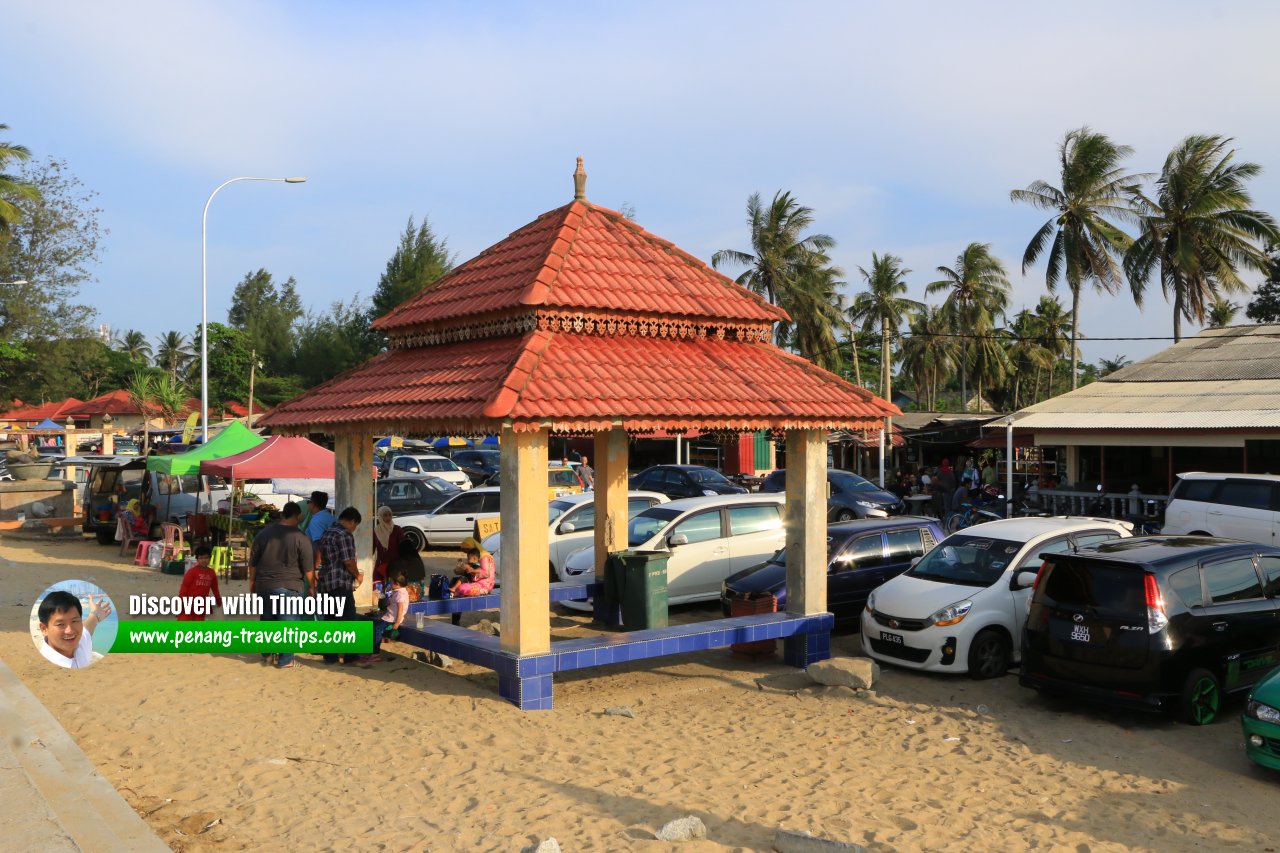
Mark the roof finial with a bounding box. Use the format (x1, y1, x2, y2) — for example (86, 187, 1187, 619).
(573, 157, 587, 201)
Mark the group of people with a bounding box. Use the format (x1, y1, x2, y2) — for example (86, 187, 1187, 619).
(893, 455, 1000, 517)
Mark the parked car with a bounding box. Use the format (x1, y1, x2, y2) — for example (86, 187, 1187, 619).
(1161, 472, 1280, 544)
(484, 465, 586, 499)
(628, 464, 747, 499)
(112, 438, 141, 455)
(482, 490, 670, 583)
(560, 493, 786, 609)
(375, 475, 458, 516)
(383, 453, 472, 490)
(760, 468, 904, 520)
(451, 449, 501, 485)
(862, 516, 1133, 679)
(397, 486, 501, 550)
(722, 516, 943, 626)
(1243, 665, 1280, 770)
(80, 455, 227, 544)
(1021, 536, 1280, 724)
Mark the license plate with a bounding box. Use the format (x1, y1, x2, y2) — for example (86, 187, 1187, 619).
(880, 631, 904, 645)
(1069, 624, 1091, 643)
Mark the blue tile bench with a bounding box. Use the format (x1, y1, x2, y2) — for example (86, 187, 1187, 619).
(406, 581, 591, 617)
(395, 584, 833, 710)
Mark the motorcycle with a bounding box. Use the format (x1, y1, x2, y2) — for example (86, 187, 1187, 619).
(944, 484, 1006, 534)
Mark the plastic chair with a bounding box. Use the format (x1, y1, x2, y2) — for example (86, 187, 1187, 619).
(118, 513, 148, 557)
(133, 540, 159, 567)
(159, 523, 185, 561)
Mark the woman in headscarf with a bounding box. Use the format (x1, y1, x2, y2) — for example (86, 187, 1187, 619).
(372, 505, 404, 585)
(450, 537, 495, 597)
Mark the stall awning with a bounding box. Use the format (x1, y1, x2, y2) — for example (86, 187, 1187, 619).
(200, 436, 335, 480)
(147, 422, 264, 475)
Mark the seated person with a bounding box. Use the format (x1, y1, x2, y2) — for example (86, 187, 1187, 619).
(118, 499, 150, 537)
(450, 537, 495, 597)
(387, 539, 426, 585)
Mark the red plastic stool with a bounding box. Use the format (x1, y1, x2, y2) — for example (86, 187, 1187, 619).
(133, 540, 159, 567)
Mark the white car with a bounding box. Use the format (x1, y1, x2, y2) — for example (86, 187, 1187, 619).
(397, 486, 501, 550)
(861, 516, 1132, 679)
(1161, 472, 1280, 544)
(560, 493, 786, 609)
(483, 490, 669, 584)
(384, 453, 472, 490)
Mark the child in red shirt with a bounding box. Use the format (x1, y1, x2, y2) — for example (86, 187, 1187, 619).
(177, 545, 222, 621)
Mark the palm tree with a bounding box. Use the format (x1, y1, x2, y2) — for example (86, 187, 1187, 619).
(0, 124, 39, 237)
(900, 306, 957, 410)
(1004, 310, 1055, 409)
(114, 329, 153, 363)
(1032, 295, 1073, 401)
(127, 371, 157, 454)
(785, 256, 848, 372)
(926, 243, 1011, 411)
(151, 373, 188, 425)
(155, 331, 191, 382)
(713, 190, 842, 363)
(849, 253, 924, 403)
(1011, 128, 1141, 390)
(1126, 135, 1280, 341)
(1097, 355, 1131, 377)
(1207, 296, 1240, 329)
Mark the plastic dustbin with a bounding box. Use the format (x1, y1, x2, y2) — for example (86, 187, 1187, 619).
(604, 550, 669, 631)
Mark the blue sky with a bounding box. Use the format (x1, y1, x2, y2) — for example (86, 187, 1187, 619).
(8, 1, 1280, 367)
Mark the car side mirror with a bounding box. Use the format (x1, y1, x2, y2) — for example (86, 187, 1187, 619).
(909, 556, 922, 568)
(1013, 569, 1038, 590)
(668, 533, 689, 548)
(558, 522, 576, 534)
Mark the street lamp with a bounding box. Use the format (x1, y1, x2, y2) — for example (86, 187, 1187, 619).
(200, 176, 305, 443)
(1, 279, 28, 285)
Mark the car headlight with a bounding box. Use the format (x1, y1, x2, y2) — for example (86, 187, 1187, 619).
(865, 590, 876, 613)
(854, 500, 878, 509)
(703, 489, 718, 496)
(1247, 699, 1280, 725)
(929, 599, 973, 627)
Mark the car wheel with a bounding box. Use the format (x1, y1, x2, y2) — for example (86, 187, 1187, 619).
(402, 527, 426, 552)
(966, 629, 1010, 680)
(834, 508, 857, 522)
(95, 529, 115, 546)
(1177, 667, 1221, 725)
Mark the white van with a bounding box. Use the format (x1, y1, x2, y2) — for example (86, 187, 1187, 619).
(560, 493, 786, 608)
(1161, 472, 1280, 544)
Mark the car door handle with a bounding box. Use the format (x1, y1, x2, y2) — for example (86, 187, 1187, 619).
(1212, 621, 1229, 632)
(1208, 510, 1224, 516)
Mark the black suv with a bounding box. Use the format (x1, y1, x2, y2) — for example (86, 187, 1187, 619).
(1021, 536, 1280, 724)
(760, 468, 904, 520)
(628, 465, 747, 499)
(450, 449, 500, 485)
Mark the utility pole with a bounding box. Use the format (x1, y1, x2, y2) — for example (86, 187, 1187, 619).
(247, 349, 257, 428)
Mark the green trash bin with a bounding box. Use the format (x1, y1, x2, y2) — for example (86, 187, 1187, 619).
(604, 550, 669, 631)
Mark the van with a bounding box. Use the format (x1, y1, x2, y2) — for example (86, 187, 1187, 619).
(1021, 536, 1280, 724)
(80, 456, 227, 544)
(1162, 472, 1280, 544)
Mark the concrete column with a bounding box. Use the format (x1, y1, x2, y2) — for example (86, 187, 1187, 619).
(333, 432, 375, 607)
(784, 429, 828, 615)
(592, 428, 629, 576)
(499, 426, 550, 655)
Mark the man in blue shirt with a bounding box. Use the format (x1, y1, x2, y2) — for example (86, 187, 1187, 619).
(305, 491, 335, 543)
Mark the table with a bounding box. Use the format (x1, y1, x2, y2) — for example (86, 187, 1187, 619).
(903, 494, 937, 518)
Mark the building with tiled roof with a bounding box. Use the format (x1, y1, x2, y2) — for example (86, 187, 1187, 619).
(1, 397, 84, 428)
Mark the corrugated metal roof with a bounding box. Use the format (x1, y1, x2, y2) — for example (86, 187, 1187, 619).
(1104, 324, 1280, 382)
(1016, 410, 1280, 430)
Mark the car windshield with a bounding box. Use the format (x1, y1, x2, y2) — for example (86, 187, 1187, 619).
(418, 458, 458, 472)
(687, 468, 730, 485)
(421, 478, 453, 492)
(627, 507, 683, 546)
(829, 471, 877, 493)
(548, 499, 577, 524)
(905, 534, 1023, 587)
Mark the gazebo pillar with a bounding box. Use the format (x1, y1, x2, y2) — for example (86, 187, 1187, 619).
(592, 427, 629, 623)
(784, 429, 828, 616)
(334, 433, 375, 607)
(498, 426, 551, 658)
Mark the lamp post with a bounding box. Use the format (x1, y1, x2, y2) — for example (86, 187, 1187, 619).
(1, 279, 28, 285)
(201, 176, 305, 443)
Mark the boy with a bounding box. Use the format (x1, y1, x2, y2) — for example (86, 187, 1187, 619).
(37, 590, 111, 669)
(177, 544, 222, 621)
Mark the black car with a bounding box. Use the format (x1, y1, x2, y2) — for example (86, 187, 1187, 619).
(1021, 536, 1280, 725)
(721, 516, 943, 626)
(628, 464, 747, 499)
(451, 449, 501, 485)
(760, 468, 904, 521)
(375, 475, 459, 516)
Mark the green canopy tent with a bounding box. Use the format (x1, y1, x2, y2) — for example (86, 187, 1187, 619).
(146, 421, 264, 475)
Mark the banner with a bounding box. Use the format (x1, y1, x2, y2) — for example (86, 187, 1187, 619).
(111, 620, 372, 654)
(180, 411, 199, 444)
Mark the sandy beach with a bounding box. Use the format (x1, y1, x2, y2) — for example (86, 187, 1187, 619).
(2, 535, 1279, 852)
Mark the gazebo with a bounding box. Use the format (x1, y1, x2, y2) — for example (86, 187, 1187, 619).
(261, 160, 899, 707)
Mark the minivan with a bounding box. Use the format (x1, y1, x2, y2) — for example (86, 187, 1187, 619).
(1162, 472, 1280, 544)
(81, 455, 227, 544)
(1021, 536, 1280, 724)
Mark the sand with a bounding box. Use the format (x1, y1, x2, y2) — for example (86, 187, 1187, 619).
(2, 535, 1279, 852)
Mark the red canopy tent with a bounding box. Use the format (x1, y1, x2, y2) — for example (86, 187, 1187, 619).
(200, 436, 335, 479)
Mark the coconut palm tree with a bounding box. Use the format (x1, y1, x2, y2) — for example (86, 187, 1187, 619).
(114, 329, 153, 364)
(1029, 295, 1073, 401)
(1126, 135, 1280, 341)
(1004, 310, 1055, 409)
(154, 330, 191, 382)
(926, 243, 1011, 412)
(849, 253, 924, 403)
(0, 124, 39, 237)
(1207, 296, 1240, 329)
(1011, 128, 1141, 390)
(127, 371, 157, 454)
(785, 256, 848, 372)
(899, 306, 957, 410)
(713, 190, 842, 363)
(1097, 355, 1131, 377)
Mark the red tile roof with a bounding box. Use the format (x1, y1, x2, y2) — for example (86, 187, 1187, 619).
(260, 331, 899, 434)
(372, 201, 787, 333)
(2, 397, 84, 422)
(70, 389, 147, 416)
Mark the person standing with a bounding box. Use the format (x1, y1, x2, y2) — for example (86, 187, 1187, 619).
(316, 507, 364, 666)
(981, 457, 998, 487)
(248, 501, 315, 669)
(578, 455, 595, 490)
(372, 505, 404, 584)
(305, 490, 335, 544)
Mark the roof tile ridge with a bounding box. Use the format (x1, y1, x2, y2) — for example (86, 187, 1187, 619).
(767, 345, 900, 414)
(259, 349, 395, 426)
(482, 329, 557, 418)
(516, 201, 590, 308)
